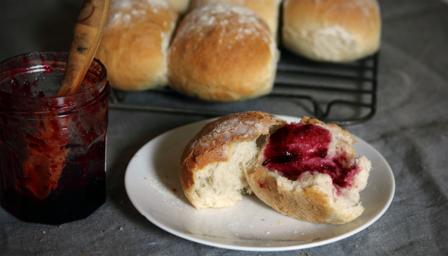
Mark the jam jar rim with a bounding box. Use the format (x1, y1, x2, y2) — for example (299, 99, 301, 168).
(0, 51, 108, 114)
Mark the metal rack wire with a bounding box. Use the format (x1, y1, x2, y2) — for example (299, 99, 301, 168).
(109, 50, 378, 125)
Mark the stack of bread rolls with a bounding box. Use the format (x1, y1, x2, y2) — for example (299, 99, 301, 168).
(97, 0, 381, 100)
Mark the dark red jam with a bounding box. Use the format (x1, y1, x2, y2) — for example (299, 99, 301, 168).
(0, 52, 109, 224)
(263, 123, 359, 188)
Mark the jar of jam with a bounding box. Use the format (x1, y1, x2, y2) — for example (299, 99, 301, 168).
(0, 52, 109, 224)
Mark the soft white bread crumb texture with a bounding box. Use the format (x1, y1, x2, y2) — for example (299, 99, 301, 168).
(180, 112, 285, 208)
(186, 141, 257, 208)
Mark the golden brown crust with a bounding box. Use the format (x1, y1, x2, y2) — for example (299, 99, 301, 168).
(283, 0, 381, 62)
(190, 0, 280, 36)
(180, 111, 285, 194)
(300, 116, 323, 125)
(168, 4, 276, 102)
(96, 0, 177, 90)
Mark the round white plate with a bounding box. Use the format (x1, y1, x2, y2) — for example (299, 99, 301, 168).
(124, 116, 395, 252)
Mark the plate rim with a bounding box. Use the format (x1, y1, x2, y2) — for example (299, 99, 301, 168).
(124, 116, 396, 252)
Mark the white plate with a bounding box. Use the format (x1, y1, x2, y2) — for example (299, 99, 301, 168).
(124, 116, 395, 252)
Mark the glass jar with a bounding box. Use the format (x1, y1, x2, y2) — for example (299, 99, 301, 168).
(0, 52, 109, 224)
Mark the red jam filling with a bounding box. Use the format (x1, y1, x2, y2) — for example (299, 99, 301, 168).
(263, 123, 359, 188)
(0, 54, 107, 224)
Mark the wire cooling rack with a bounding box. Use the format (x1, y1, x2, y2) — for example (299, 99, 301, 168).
(109, 50, 378, 125)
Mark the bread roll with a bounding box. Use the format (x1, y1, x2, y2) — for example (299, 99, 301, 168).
(190, 0, 280, 36)
(167, 0, 190, 13)
(282, 0, 381, 62)
(181, 112, 371, 224)
(246, 117, 371, 224)
(168, 4, 277, 102)
(181, 112, 285, 208)
(96, 0, 178, 90)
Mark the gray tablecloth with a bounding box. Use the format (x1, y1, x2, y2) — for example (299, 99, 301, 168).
(1, 0, 447, 255)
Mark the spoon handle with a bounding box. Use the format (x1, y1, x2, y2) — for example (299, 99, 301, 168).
(58, 0, 110, 96)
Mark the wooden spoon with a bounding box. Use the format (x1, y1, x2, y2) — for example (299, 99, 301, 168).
(58, 0, 110, 96)
(23, 0, 110, 199)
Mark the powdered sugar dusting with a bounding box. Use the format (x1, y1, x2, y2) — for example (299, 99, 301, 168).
(351, 0, 378, 17)
(112, 0, 168, 9)
(191, 115, 271, 150)
(326, 0, 377, 17)
(303, 25, 358, 60)
(315, 26, 354, 44)
(109, 0, 169, 26)
(176, 3, 271, 45)
(308, 0, 377, 17)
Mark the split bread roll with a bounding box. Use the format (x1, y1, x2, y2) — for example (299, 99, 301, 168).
(190, 0, 281, 36)
(168, 4, 278, 102)
(180, 112, 372, 224)
(181, 112, 286, 208)
(96, 0, 178, 90)
(282, 0, 381, 62)
(246, 116, 372, 224)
